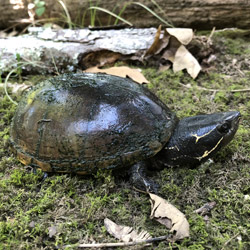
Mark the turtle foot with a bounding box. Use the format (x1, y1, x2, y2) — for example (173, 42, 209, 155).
(129, 161, 159, 194)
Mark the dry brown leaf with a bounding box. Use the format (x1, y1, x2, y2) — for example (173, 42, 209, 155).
(144, 26, 170, 57)
(145, 27, 201, 79)
(155, 29, 170, 55)
(166, 28, 193, 45)
(104, 218, 151, 243)
(159, 64, 171, 72)
(161, 36, 181, 62)
(172, 45, 201, 79)
(149, 193, 190, 240)
(144, 25, 162, 56)
(81, 50, 121, 69)
(85, 66, 149, 84)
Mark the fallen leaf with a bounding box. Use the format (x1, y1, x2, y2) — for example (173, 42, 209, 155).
(161, 36, 181, 62)
(159, 64, 171, 72)
(149, 193, 190, 240)
(104, 218, 151, 243)
(144, 25, 162, 56)
(145, 27, 201, 79)
(172, 45, 201, 79)
(48, 225, 57, 238)
(81, 50, 121, 69)
(29, 221, 35, 228)
(166, 28, 193, 45)
(85, 66, 149, 84)
(144, 26, 170, 57)
(154, 217, 172, 228)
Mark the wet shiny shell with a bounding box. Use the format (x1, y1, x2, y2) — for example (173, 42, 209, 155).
(10, 73, 177, 174)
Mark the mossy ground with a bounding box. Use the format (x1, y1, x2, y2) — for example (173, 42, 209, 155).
(0, 31, 249, 249)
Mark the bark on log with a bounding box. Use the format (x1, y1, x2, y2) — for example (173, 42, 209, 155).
(1, 0, 250, 30)
(0, 28, 156, 74)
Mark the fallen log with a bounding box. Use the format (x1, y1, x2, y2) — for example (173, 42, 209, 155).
(0, 27, 156, 74)
(1, 0, 250, 30)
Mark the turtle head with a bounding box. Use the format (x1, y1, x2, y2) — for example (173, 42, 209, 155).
(160, 111, 241, 166)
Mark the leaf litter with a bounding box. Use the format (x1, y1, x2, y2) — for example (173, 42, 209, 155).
(85, 26, 201, 80)
(104, 218, 151, 242)
(102, 193, 189, 247)
(144, 25, 201, 78)
(85, 66, 149, 84)
(149, 193, 190, 240)
(84, 25, 202, 84)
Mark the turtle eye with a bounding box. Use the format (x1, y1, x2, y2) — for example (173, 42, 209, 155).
(217, 122, 230, 134)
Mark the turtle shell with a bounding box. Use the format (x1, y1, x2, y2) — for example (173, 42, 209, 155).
(10, 73, 177, 174)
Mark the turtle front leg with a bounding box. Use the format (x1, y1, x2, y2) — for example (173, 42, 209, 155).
(129, 161, 159, 194)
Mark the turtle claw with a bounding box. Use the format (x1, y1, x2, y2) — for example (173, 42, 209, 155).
(129, 161, 160, 194)
(145, 181, 159, 194)
(132, 176, 159, 194)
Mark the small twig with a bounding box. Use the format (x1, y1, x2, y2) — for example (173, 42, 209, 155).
(194, 201, 216, 215)
(179, 82, 217, 92)
(37, 119, 52, 124)
(133, 186, 149, 194)
(230, 88, 250, 93)
(64, 235, 169, 248)
(179, 82, 250, 93)
(21, 56, 49, 69)
(214, 28, 237, 33)
(221, 232, 240, 250)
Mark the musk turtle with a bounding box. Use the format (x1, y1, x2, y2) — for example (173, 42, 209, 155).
(10, 73, 241, 192)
